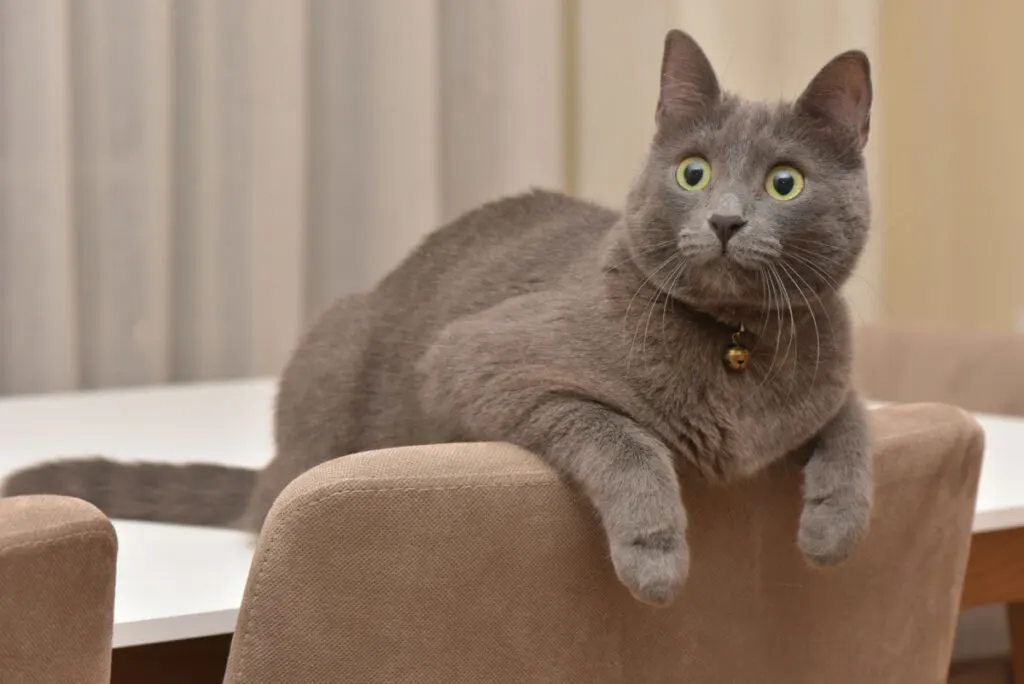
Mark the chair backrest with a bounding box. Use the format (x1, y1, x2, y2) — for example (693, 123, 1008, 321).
(0, 495, 117, 684)
(224, 403, 982, 684)
(855, 322, 1024, 416)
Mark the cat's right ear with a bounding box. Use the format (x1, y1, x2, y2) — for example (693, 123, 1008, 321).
(656, 30, 721, 127)
(796, 51, 872, 148)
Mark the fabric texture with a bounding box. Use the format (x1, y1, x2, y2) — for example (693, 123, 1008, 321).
(854, 322, 1024, 415)
(0, 495, 117, 684)
(224, 403, 982, 684)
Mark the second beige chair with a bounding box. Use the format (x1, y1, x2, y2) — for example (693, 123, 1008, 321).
(0, 495, 117, 684)
(854, 322, 1024, 416)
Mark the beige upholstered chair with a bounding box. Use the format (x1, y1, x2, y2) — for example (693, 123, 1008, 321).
(0, 495, 117, 684)
(223, 403, 982, 684)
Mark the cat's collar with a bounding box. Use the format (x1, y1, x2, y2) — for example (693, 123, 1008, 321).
(669, 297, 755, 372)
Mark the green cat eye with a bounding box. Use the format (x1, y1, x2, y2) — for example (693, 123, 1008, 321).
(676, 156, 711, 191)
(765, 165, 804, 201)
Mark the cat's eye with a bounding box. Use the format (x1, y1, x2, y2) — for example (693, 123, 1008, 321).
(676, 157, 711, 191)
(765, 165, 804, 201)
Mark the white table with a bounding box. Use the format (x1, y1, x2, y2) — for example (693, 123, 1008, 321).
(0, 379, 275, 648)
(0, 379, 1021, 648)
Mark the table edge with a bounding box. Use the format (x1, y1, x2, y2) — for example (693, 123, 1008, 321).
(113, 609, 239, 649)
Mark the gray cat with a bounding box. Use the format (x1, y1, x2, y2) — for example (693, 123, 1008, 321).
(3, 30, 874, 607)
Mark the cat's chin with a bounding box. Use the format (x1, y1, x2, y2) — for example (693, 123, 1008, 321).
(685, 253, 763, 287)
(668, 261, 765, 312)
(694, 249, 767, 273)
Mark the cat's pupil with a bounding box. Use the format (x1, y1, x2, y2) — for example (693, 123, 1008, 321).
(773, 172, 795, 196)
(683, 163, 704, 186)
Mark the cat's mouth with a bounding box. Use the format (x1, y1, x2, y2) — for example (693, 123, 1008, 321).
(694, 247, 765, 274)
(677, 232, 770, 274)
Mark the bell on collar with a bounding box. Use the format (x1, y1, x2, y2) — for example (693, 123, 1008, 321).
(724, 327, 750, 371)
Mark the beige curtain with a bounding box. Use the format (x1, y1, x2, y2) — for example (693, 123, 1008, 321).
(0, 0, 564, 394)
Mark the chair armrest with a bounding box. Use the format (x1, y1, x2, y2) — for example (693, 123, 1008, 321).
(225, 403, 982, 684)
(0, 495, 117, 684)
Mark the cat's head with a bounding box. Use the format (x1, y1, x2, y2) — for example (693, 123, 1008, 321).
(624, 30, 872, 313)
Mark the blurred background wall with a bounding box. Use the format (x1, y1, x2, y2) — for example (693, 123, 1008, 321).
(0, 0, 1017, 663)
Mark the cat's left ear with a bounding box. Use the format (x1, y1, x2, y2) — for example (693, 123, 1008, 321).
(796, 50, 872, 148)
(656, 30, 721, 127)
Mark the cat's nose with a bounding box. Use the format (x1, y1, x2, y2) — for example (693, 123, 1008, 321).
(707, 214, 748, 246)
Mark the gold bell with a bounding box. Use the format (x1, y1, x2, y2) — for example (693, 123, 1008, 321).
(724, 328, 750, 371)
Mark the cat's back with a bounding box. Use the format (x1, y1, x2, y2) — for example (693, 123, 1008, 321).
(373, 189, 618, 322)
(299, 189, 618, 450)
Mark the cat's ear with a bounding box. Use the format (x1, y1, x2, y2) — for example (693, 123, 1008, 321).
(656, 30, 721, 127)
(796, 50, 872, 148)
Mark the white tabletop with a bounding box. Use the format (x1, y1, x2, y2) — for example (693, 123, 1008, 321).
(0, 379, 275, 648)
(961, 409, 1024, 533)
(0, 379, 1021, 647)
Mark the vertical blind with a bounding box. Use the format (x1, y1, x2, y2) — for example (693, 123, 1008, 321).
(0, 0, 565, 393)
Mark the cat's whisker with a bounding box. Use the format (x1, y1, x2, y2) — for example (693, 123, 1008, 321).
(781, 257, 836, 339)
(625, 255, 677, 371)
(787, 246, 883, 306)
(783, 245, 853, 274)
(759, 265, 783, 387)
(780, 241, 844, 263)
(782, 251, 843, 292)
(737, 266, 785, 408)
(784, 249, 879, 335)
(660, 262, 685, 350)
(781, 241, 881, 295)
(785, 248, 880, 329)
(742, 250, 782, 263)
(779, 261, 821, 388)
(604, 239, 679, 272)
(643, 258, 683, 363)
(641, 264, 672, 367)
(784, 235, 849, 246)
(769, 264, 796, 385)
(757, 266, 774, 332)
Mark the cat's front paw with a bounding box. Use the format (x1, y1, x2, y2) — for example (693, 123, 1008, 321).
(610, 529, 690, 607)
(798, 489, 870, 566)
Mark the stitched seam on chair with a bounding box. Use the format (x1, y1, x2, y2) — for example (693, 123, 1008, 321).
(305, 481, 559, 495)
(0, 529, 115, 559)
(231, 479, 562, 681)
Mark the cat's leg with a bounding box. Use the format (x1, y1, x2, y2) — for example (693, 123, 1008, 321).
(505, 399, 688, 607)
(418, 303, 688, 605)
(798, 392, 873, 565)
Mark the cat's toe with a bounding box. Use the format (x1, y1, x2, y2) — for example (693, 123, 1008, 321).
(798, 491, 870, 566)
(611, 532, 690, 607)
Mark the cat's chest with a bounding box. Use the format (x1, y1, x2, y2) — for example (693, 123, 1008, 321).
(639, 335, 842, 480)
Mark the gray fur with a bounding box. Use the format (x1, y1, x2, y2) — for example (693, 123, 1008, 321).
(2, 30, 874, 606)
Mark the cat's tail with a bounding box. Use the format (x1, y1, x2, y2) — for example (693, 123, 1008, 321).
(1, 457, 258, 527)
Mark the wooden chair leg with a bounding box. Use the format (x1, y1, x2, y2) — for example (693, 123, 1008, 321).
(1009, 602, 1024, 684)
